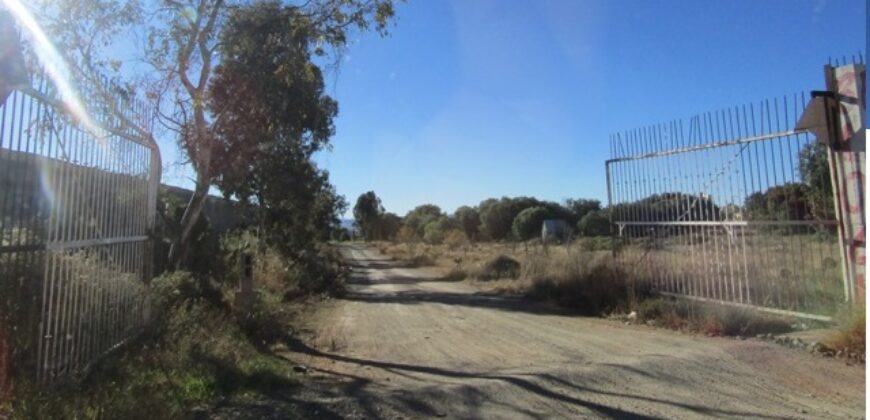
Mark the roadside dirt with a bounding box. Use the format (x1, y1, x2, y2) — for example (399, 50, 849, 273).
(278, 243, 864, 419)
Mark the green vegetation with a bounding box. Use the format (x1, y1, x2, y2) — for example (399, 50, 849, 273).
(577, 210, 610, 237)
(354, 191, 386, 241)
(454, 206, 481, 241)
(634, 298, 793, 336)
(5, 270, 308, 419)
(33, 0, 397, 268)
(359, 192, 608, 246)
(512, 206, 555, 241)
(404, 204, 446, 241)
(478, 255, 522, 280)
(825, 303, 866, 360)
(523, 255, 628, 315)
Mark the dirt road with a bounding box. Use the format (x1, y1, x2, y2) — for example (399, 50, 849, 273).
(283, 243, 864, 419)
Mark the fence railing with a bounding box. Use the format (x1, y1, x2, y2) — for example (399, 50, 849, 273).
(606, 90, 846, 321)
(0, 67, 159, 384)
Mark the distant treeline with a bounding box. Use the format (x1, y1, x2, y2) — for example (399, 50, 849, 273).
(349, 192, 610, 244)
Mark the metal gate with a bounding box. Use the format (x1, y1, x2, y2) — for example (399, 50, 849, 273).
(605, 81, 856, 321)
(0, 66, 160, 383)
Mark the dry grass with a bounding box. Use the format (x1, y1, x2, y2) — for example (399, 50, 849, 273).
(615, 231, 844, 316)
(6, 271, 302, 419)
(824, 303, 865, 360)
(377, 240, 628, 315)
(635, 298, 793, 336)
(376, 239, 818, 333)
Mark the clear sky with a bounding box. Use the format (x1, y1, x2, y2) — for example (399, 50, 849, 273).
(166, 0, 866, 218)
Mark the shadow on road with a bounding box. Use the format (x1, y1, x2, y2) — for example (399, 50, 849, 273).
(341, 287, 575, 317)
(280, 335, 784, 420)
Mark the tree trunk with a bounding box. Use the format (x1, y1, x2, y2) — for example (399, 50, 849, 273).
(167, 119, 212, 269)
(167, 179, 209, 269)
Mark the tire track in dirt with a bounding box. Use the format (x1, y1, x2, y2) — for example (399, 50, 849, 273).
(284, 243, 864, 419)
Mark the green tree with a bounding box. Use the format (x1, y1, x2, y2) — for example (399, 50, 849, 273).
(479, 197, 544, 241)
(353, 191, 384, 241)
(744, 183, 812, 221)
(423, 216, 454, 245)
(799, 141, 835, 220)
(511, 206, 554, 241)
(34, 0, 396, 268)
(208, 3, 349, 256)
(453, 206, 480, 241)
(577, 210, 610, 237)
(377, 212, 402, 241)
(404, 204, 443, 238)
(564, 199, 601, 225)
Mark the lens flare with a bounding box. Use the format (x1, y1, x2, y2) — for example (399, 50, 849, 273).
(2, 0, 106, 142)
(2, 0, 122, 215)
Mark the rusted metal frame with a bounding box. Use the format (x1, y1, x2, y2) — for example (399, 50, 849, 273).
(820, 67, 855, 304)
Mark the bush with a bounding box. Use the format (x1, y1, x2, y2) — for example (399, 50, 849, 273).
(237, 293, 293, 349)
(574, 236, 612, 251)
(635, 297, 793, 336)
(479, 255, 521, 280)
(577, 210, 610, 237)
(442, 268, 468, 282)
(406, 253, 436, 267)
(8, 272, 299, 419)
(511, 206, 553, 241)
(221, 230, 347, 298)
(150, 271, 226, 314)
(443, 229, 469, 249)
(423, 222, 445, 245)
(825, 303, 865, 358)
(423, 217, 454, 245)
(396, 225, 419, 243)
(524, 256, 627, 315)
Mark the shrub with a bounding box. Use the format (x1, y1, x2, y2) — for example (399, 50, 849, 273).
(442, 268, 468, 282)
(237, 293, 293, 349)
(396, 225, 419, 243)
(423, 221, 445, 244)
(454, 206, 480, 241)
(635, 297, 792, 336)
(575, 236, 612, 251)
(524, 256, 627, 315)
(577, 210, 610, 237)
(479, 255, 521, 280)
(406, 253, 436, 267)
(443, 229, 469, 249)
(9, 272, 298, 419)
(825, 303, 865, 358)
(221, 230, 347, 298)
(511, 206, 553, 241)
(150, 271, 226, 314)
(423, 217, 454, 245)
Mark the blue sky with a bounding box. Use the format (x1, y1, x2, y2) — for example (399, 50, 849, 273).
(173, 0, 865, 217)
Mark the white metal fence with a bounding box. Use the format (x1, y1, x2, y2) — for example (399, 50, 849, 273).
(606, 60, 865, 320)
(0, 67, 159, 383)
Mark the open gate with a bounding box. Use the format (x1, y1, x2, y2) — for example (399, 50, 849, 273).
(605, 60, 865, 321)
